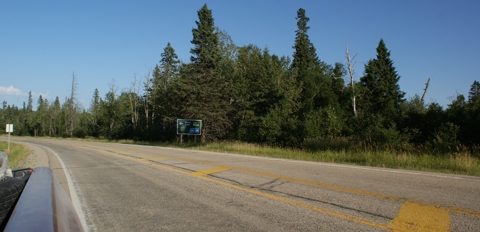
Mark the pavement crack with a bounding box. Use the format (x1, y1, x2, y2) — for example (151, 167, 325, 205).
(257, 178, 285, 190)
(148, 160, 196, 173)
(208, 174, 393, 221)
(260, 187, 394, 221)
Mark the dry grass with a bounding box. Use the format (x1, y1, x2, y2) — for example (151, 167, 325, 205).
(0, 142, 31, 169)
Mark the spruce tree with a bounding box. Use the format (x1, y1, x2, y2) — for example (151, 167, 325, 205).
(465, 81, 480, 145)
(151, 42, 180, 140)
(291, 8, 319, 114)
(359, 39, 405, 118)
(468, 80, 480, 103)
(159, 42, 179, 86)
(88, 88, 101, 137)
(175, 4, 230, 142)
(27, 91, 33, 112)
(291, 8, 344, 140)
(190, 4, 220, 73)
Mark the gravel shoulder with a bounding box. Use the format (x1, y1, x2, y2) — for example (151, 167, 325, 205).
(1, 138, 71, 197)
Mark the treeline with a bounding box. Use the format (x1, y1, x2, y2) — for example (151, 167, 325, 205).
(1, 5, 479, 155)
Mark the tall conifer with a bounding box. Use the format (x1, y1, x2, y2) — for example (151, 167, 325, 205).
(360, 39, 405, 118)
(174, 4, 230, 141)
(292, 8, 320, 114)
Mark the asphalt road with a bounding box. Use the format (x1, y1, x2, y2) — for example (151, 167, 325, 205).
(4, 137, 480, 231)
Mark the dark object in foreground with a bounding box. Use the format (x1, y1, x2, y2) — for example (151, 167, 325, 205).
(3, 167, 85, 232)
(0, 168, 31, 229)
(0, 150, 84, 232)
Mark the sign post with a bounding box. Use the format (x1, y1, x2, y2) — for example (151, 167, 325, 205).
(177, 119, 202, 143)
(6, 124, 13, 152)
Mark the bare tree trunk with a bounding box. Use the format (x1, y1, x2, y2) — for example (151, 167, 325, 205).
(129, 74, 141, 131)
(69, 72, 77, 137)
(345, 44, 358, 117)
(421, 78, 431, 103)
(49, 115, 52, 137)
(144, 77, 150, 131)
(107, 79, 119, 140)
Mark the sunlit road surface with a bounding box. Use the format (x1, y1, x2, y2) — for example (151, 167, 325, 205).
(7, 137, 480, 231)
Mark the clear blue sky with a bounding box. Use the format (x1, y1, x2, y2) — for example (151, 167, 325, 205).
(1, 0, 479, 110)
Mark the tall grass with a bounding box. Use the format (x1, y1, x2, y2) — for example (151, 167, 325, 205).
(155, 139, 480, 176)
(0, 142, 31, 169)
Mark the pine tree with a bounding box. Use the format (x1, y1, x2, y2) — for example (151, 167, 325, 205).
(292, 8, 318, 76)
(359, 39, 405, 118)
(468, 80, 480, 103)
(152, 42, 180, 99)
(291, 8, 320, 114)
(176, 3, 230, 142)
(51, 96, 61, 136)
(88, 88, 101, 137)
(27, 91, 33, 112)
(465, 81, 480, 145)
(148, 42, 180, 140)
(190, 4, 220, 73)
(158, 42, 180, 88)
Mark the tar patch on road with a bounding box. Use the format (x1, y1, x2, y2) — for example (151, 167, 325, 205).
(388, 202, 450, 231)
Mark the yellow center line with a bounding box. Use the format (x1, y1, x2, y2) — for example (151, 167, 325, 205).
(195, 173, 390, 231)
(190, 167, 231, 177)
(128, 152, 390, 230)
(84, 146, 480, 220)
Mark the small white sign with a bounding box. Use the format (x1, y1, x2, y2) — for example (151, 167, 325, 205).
(6, 124, 13, 133)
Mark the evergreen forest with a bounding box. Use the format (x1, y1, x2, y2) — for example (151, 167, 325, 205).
(2, 5, 480, 158)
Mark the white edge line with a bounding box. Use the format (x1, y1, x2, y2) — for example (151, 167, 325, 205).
(40, 145, 92, 232)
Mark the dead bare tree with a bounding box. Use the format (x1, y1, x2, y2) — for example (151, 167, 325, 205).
(345, 44, 358, 117)
(142, 70, 153, 131)
(68, 72, 78, 137)
(106, 79, 119, 139)
(421, 78, 431, 103)
(129, 74, 141, 131)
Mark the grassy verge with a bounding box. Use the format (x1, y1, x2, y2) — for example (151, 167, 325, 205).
(95, 138, 479, 176)
(159, 141, 480, 176)
(0, 142, 31, 169)
(20, 136, 480, 176)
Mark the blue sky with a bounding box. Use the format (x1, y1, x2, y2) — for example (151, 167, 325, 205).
(1, 1, 479, 110)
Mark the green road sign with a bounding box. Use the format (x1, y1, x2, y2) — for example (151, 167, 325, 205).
(177, 119, 202, 135)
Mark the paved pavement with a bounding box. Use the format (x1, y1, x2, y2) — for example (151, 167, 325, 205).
(4, 137, 480, 231)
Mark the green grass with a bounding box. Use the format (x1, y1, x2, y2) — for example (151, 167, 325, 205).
(140, 140, 480, 176)
(0, 142, 31, 169)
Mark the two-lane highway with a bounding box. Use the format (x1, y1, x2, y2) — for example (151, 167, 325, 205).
(5, 137, 480, 231)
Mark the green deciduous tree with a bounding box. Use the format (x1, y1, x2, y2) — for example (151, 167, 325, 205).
(217, 27, 238, 81)
(228, 45, 300, 144)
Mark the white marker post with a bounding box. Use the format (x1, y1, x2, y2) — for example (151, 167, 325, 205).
(6, 124, 13, 152)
